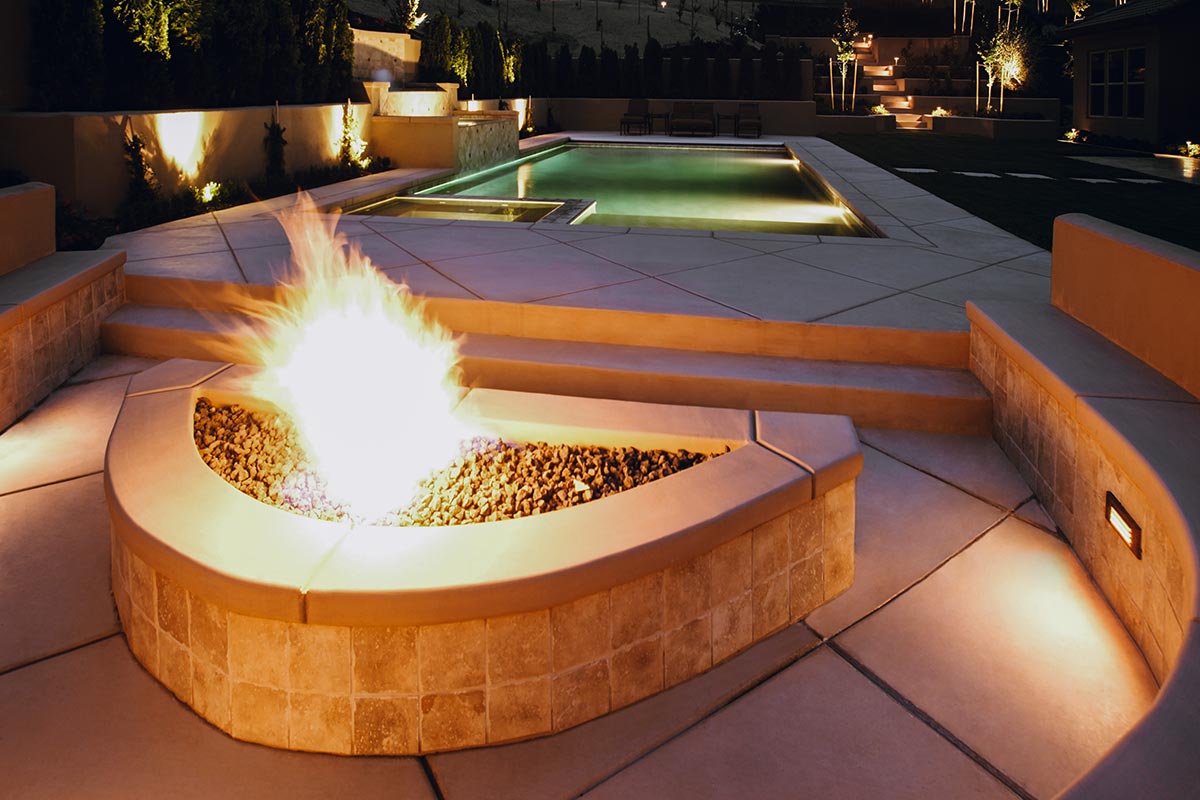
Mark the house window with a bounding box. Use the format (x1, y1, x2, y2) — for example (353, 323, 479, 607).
(1089, 47, 1146, 119)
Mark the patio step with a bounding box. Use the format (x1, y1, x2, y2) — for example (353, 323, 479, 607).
(862, 65, 892, 77)
(893, 113, 927, 129)
(100, 303, 991, 434)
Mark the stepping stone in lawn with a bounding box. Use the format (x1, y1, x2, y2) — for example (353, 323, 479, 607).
(894, 167, 937, 174)
(1120, 178, 1162, 184)
(1006, 172, 1055, 180)
(1071, 177, 1117, 184)
(952, 171, 1001, 178)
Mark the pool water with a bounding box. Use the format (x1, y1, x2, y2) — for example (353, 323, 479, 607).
(407, 144, 873, 237)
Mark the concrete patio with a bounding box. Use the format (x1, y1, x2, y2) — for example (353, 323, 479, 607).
(0, 137, 1164, 798)
(0, 353, 1155, 798)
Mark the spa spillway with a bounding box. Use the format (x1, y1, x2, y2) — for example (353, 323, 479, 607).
(106, 359, 861, 755)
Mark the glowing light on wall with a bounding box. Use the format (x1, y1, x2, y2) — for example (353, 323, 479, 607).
(153, 111, 208, 179)
(510, 98, 529, 131)
(1106, 492, 1142, 559)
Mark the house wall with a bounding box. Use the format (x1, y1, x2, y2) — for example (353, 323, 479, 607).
(1072, 23, 1162, 144)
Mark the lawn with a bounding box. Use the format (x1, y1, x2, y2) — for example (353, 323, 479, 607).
(822, 133, 1200, 252)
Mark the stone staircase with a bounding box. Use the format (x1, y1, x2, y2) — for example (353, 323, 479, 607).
(98, 274, 992, 435)
(855, 40, 928, 131)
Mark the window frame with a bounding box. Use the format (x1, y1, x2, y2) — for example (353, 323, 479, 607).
(1088, 46, 1146, 119)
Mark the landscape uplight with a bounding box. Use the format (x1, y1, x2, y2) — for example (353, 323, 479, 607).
(1106, 492, 1142, 559)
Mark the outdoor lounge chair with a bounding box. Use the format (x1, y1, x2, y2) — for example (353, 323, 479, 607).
(619, 98, 650, 135)
(668, 101, 716, 136)
(735, 103, 762, 138)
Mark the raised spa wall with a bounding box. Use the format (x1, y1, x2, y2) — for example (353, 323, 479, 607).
(107, 360, 861, 755)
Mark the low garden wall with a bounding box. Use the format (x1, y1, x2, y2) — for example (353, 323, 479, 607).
(968, 214, 1200, 797)
(0, 183, 125, 430)
(0, 102, 373, 217)
(931, 115, 1058, 140)
(533, 97, 817, 136)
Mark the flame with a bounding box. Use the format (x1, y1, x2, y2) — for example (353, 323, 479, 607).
(244, 194, 482, 520)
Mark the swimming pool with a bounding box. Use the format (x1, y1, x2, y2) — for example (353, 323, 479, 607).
(350, 143, 874, 237)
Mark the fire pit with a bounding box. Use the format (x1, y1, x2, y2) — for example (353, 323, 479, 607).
(106, 361, 860, 754)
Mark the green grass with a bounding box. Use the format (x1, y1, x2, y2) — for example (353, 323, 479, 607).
(822, 133, 1200, 252)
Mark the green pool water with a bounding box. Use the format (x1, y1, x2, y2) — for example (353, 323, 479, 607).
(410, 144, 873, 237)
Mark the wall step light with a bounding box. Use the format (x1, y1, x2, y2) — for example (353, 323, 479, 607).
(1106, 492, 1142, 559)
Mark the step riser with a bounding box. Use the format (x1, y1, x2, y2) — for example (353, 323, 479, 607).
(99, 323, 991, 435)
(123, 275, 970, 369)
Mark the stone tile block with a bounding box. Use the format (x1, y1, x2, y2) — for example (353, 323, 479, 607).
(155, 573, 189, 647)
(191, 657, 231, 733)
(188, 593, 228, 670)
(420, 691, 487, 751)
(488, 679, 552, 742)
(752, 573, 789, 638)
(419, 620, 486, 693)
(712, 593, 753, 664)
(128, 554, 155, 617)
(157, 630, 192, 704)
(551, 593, 610, 672)
(353, 696, 419, 755)
(231, 681, 289, 748)
(227, 613, 289, 689)
(752, 515, 789, 582)
(353, 626, 418, 694)
(609, 573, 664, 650)
(290, 693, 352, 755)
(289, 624, 351, 695)
(789, 502, 824, 564)
(664, 616, 712, 689)
(552, 660, 610, 732)
(790, 553, 825, 622)
(610, 637, 663, 709)
(126, 605, 158, 674)
(488, 611, 551, 684)
(710, 534, 752, 606)
(663, 556, 710, 631)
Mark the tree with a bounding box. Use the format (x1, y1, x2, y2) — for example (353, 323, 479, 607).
(643, 37, 663, 96)
(552, 43, 573, 96)
(736, 45, 756, 99)
(831, 3, 858, 111)
(712, 49, 731, 99)
(391, 0, 428, 31)
(621, 44, 643, 98)
(577, 45, 598, 97)
(29, 0, 106, 110)
(599, 46, 620, 97)
(978, 24, 1031, 112)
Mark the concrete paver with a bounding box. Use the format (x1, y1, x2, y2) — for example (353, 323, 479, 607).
(582, 648, 1017, 800)
(0, 375, 130, 495)
(837, 518, 1157, 799)
(662, 252, 897, 322)
(805, 447, 1008, 637)
(858, 428, 1032, 510)
(0, 475, 117, 672)
(0, 638, 438, 800)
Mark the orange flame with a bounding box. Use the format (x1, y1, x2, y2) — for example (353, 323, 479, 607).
(244, 195, 482, 520)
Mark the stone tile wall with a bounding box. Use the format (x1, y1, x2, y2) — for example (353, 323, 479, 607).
(112, 481, 854, 755)
(0, 268, 124, 431)
(972, 329, 1186, 683)
(456, 118, 519, 175)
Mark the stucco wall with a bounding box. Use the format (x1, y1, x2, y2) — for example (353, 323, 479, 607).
(352, 28, 421, 83)
(0, 103, 372, 217)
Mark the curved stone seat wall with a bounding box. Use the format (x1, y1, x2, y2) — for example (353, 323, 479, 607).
(967, 214, 1200, 797)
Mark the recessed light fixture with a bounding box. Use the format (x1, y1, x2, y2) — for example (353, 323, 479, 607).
(1106, 492, 1142, 559)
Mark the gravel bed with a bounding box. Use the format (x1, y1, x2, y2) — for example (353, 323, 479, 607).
(194, 398, 715, 526)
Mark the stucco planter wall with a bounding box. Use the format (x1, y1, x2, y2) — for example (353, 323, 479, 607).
(932, 115, 1057, 140)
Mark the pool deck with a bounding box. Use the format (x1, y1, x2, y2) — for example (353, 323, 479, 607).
(0, 355, 1157, 799)
(0, 136, 1157, 799)
(102, 134, 1051, 334)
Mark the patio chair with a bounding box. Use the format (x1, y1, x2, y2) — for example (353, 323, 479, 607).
(735, 103, 763, 138)
(620, 98, 650, 135)
(669, 101, 716, 136)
